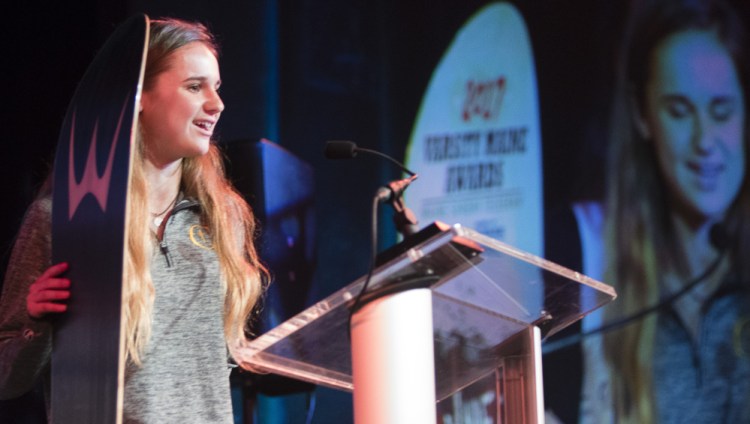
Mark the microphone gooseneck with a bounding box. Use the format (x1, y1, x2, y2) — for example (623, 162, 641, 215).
(324, 140, 417, 176)
(543, 221, 732, 354)
(323, 139, 420, 235)
(323, 140, 421, 334)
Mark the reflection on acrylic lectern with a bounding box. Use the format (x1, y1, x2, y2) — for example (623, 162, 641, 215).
(235, 223, 615, 423)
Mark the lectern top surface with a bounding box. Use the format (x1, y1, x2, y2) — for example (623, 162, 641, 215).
(235, 223, 615, 394)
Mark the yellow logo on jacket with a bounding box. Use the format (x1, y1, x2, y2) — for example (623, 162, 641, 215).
(189, 225, 214, 250)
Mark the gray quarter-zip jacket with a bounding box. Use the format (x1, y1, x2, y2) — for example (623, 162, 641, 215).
(0, 196, 235, 423)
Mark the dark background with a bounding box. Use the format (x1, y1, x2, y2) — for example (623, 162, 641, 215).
(1, 0, 702, 422)
(3, 0, 620, 303)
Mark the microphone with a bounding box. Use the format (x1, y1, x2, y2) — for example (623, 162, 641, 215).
(324, 140, 417, 176)
(543, 221, 732, 354)
(326, 140, 422, 333)
(323, 140, 358, 159)
(323, 140, 419, 235)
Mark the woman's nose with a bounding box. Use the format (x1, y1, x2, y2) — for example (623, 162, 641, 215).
(205, 90, 224, 115)
(692, 113, 716, 154)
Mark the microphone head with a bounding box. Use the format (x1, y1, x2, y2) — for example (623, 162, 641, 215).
(324, 140, 358, 159)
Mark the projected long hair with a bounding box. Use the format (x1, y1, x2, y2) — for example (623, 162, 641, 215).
(123, 18, 267, 365)
(602, 0, 750, 421)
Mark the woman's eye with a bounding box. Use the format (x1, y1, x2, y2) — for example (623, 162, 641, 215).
(187, 84, 201, 92)
(710, 98, 735, 122)
(664, 98, 692, 119)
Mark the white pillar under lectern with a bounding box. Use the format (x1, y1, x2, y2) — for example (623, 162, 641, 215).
(350, 287, 436, 424)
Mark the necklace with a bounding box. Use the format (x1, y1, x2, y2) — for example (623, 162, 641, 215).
(151, 192, 180, 228)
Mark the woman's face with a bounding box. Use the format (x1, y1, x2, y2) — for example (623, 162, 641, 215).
(139, 41, 224, 166)
(641, 28, 746, 223)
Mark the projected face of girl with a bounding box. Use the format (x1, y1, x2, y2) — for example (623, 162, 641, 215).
(641, 28, 746, 224)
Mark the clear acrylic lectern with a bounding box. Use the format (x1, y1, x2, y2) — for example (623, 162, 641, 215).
(235, 223, 616, 423)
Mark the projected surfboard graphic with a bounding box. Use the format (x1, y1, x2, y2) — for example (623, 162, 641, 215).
(404, 2, 543, 257)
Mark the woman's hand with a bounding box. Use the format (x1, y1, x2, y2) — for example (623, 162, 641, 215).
(26, 262, 71, 319)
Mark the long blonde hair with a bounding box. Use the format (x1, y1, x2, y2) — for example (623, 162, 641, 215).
(123, 18, 267, 365)
(602, 0, 750, 421)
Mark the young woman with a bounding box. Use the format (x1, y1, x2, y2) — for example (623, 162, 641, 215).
(576, 0, 750, 422)
(0, 18, 267, 423)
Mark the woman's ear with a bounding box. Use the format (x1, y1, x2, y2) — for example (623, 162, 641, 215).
(629, 91, 651, 140)
(139, 91, 149, 113)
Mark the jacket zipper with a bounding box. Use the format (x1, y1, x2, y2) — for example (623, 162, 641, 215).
(157, 199, 200, 268)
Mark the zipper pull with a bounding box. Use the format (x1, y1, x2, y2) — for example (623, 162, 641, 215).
(160, 240, 172, 267)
